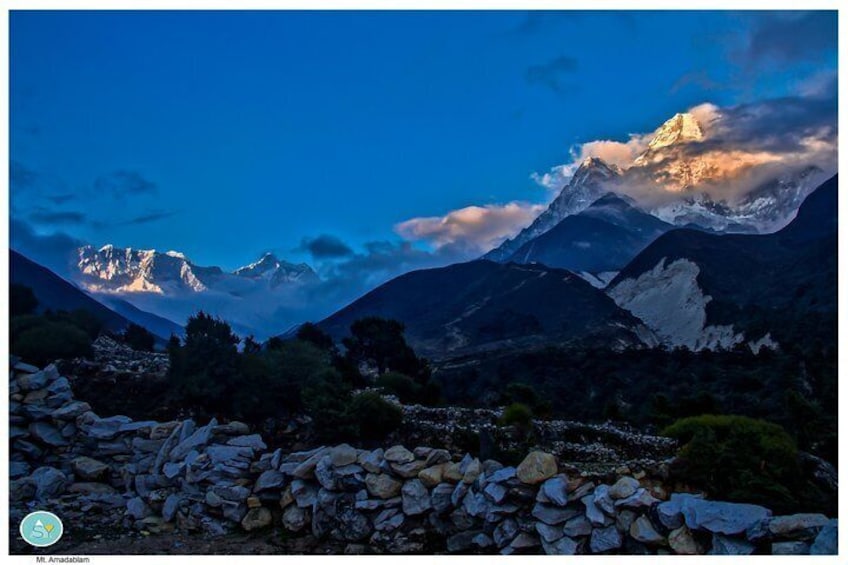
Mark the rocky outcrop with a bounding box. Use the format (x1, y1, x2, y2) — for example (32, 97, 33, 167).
(9, 359, 838, 555)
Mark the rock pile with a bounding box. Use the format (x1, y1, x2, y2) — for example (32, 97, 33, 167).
(9, 359, 838, 555)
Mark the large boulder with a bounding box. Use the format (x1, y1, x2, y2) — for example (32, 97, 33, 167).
(659, 493, 771, 536)
(516, 451, 557, 485)
(384, 445, 415, 464)
(608, 476, 639, 499)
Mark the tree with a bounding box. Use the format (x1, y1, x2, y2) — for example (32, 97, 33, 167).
(346, 392, 403, 441)
(169, 312, 240, 413)
(122, 323, 155, 352)
(296, 323, 336, 353)
(343, 317, 428, 381)
(10, 284, 38, 317)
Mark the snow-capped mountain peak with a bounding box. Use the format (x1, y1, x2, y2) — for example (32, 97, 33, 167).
(234, 253, 318, 286)
(645, 112, 703, 151)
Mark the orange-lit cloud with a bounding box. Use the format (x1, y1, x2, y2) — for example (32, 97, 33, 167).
(395, 201, 545, 253)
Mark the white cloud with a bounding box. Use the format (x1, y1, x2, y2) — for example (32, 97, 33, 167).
(395, 201, 545, 254)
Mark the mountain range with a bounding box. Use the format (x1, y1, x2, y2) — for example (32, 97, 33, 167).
(9, 108, 837, 349)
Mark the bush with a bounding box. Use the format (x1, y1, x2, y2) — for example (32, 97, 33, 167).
(499, 402, 534, 428)
(122, 323, 155, 352)
(12, 321, 93, 367)
(376, 371, 420, 403)
(346, 392, 402, 441)
(663, 415, 800, 511)
(302, 369, 357, 442)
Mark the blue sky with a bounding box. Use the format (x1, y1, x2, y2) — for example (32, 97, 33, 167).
(10, 10, 838, 276)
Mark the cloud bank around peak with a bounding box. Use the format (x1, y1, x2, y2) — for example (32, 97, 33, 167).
(394, 201, 545, 255)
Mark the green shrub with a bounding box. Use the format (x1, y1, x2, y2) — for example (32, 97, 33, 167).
(499, 402, 534, 428)
(302, 369, 357, 442)
(663, 414, 800, 510)
(12, 321, 93, 367)
(346, 392, 403, 441)
(376, 371, 420, 403)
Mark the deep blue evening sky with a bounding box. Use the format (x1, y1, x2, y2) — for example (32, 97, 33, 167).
(10, 11, 838, 271)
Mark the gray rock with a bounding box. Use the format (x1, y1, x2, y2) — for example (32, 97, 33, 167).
(810, 519, 837, 555)
(391, 459, 427, 479)
(226, 434, 267, 450)
(71, 456, 110, 480)
(490, 466, 516, 483)
(590, 525, 623, 553)
(163, 494, 182, 522)
(616, 509, 638, 533)
(511, 532, 541, 549)
(608, 476, 639, 499)
(425, 449, 451, 466)
(329, 443, 358, 467)
(291, 448, 329, 479)
(462, 458, 482, 484)
(494, 518, 519, 548)
(708, 534, 756, 555)
(31, 466, 68, 500)
(563, 515, 593, 537)
(431, 483, 454, 514)
(768, 513, 830, 538)
(18, 367, 55, 391)
(127, 496, 152, 520)
(357, 448, 384, 473)
(29, 422, 68, 447)
(483, 482, 508, 504)
(451, 481, 468, 507)
(402, 479, 431, 515)
(473, 533, 494, 548)
(541, 475, 570, 506)
(447, 531, 477, 553)
(241, 507, 272, 531)
(615, 488, 659, 510)
(314, 456, 338, 490)
(772, 541, 810, 555)
(462, 491, 489, 518)
(677, 494, 771, 535)
(365, 473, 402, 499)
(51, 400, 91, 420)
(516, 451, 557, 485)
(162, 462, 184, 479)
(536, 521, 565, 543)
(532, 502, 580, 525)
(169, 418, 217, 461)
(384, 445, 415, 464)
(374, 508, 404, 532)
(593, 484, 616, 515)
(668, 525, 701, 554)
(254, 469, 286, 492)
(290, 480, 318, 508)
(542, 535, 579, 555)
(582, 494, 607, 526)
(282, 505, 309, 532)
(630, 515, 665, 545)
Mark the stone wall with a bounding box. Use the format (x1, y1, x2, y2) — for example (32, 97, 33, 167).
(9, 359, 838, 555)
